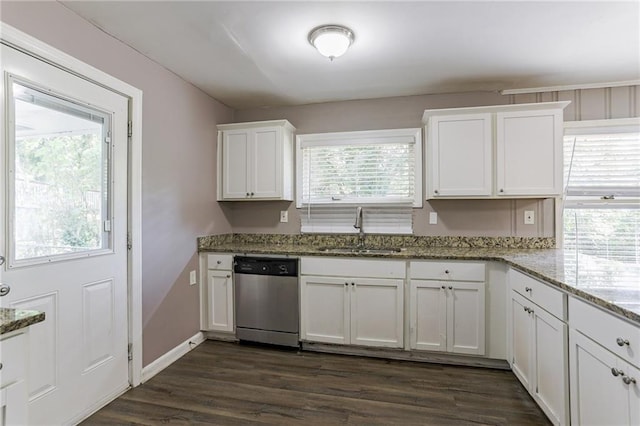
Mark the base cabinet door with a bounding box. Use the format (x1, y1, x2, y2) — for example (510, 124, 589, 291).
(570, 329, 640, 426)
(0, 380, 27, 426)
(410, 280, 447, 351)
(410, 280, 485, 355)
(510, 291, 533, 389)
(300, 276, 349, 344)
(350, 278, 404, 348)
(533, 304, 568, 426)
(206, 270, 234, 332)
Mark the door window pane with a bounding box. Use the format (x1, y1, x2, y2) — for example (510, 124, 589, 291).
(11, 81, 111, 262)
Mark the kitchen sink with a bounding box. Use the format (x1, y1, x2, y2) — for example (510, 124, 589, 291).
(317, 247, 402, 254)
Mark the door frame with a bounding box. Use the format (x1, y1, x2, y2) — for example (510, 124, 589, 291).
(0, 22, 144, 386)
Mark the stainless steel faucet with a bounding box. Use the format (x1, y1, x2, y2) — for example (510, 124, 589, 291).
(354, 206, 365, 247)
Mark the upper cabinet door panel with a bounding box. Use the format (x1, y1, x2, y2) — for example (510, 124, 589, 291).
(428, 113, 492, 198)
(252, 127, 282, 198)
(496, 109, 563, 196)
(222, 130, 250, 199)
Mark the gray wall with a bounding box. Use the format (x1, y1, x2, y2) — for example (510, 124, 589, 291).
(0, 1, 233, 366)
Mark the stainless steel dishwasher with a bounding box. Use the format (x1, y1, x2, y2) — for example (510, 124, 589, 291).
(234, 256, 299, 347)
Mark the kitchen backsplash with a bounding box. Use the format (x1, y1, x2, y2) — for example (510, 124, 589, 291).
(198, 233, 555, 250)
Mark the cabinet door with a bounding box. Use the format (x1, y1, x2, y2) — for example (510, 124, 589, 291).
(427, 113, 492, 198)
(206, 270, 234, 332)
(570, 329, 638, 426)
(351, 278, 404, 348)
(447, 282, 485, 355)
(510, 291, 533, 389)
(496, 109, 563, 196)
(222, 129, 250, 199)
(0, 380, 27, 426)
(532, 305, 568, 426)
(410, 280, 447, 352)
(251, 127, 282, 199)
(300, 276, 349, 344)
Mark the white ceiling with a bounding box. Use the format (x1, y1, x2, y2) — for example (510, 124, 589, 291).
(61, 1, 640, 110)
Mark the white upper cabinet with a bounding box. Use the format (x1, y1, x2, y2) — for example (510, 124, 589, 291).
(423, 101, 569, 199)
(217, 119, 295, 201)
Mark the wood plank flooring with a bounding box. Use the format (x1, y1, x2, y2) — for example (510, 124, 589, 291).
(83, 341, 550, 425)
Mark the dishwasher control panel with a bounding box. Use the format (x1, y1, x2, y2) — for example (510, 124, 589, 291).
(233, 256, 298, 277)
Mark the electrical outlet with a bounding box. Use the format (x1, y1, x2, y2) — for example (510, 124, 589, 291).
(189, 270, 197, 285)
(429, 212, 438, 225)
(524, 210, 535, 225)
(280, 210, 288, 223)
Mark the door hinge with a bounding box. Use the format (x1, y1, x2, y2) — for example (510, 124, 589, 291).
(128, 343, 133, 361)
(127, 232, 132, 250)
(127, 121, 133, 138)
(105, 130, 112, 143)
(104, 220, 112, 232)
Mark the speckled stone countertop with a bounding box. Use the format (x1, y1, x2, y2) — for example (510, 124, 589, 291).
(199, 234, 640, 325)
(0, 308, 45, 335)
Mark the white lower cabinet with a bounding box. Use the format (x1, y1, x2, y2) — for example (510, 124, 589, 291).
(510, 290, 568, 425)
(201, 254, 234, 333)
(569, 298, 640, 426)
(300, 257, 405, 348)
(0, 331, 28, 426)
(410, 261, 486, 355)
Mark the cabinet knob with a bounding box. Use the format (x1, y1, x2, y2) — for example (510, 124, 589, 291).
(444, 270, 450, 274)
(250, 192, 255, 196)
(0, 255, 4, 265)
(525, 287, 532, 293)
(499, 189, 504, 193)
(611, 367, 624, 377)
(246, 192, 250, 197)
(0, 362, 3, 370)
(441, 285, 445, 289)
(448, 286, 453, 290)
(216, 260, 222, 265)
(351, 282, 355, 286)
(0, 284, 10, 297)
(622, 376, 637, 385)
(616, 337, 630, 347)
(345, 282, 349, 286)
(434, 190, 439, 194)
(226, 275, 231, 278)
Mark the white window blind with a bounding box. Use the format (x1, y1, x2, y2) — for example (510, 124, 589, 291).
(563, 121, 640, 270)
(297, 129, 422, 207)
(300, 204, 413, 234)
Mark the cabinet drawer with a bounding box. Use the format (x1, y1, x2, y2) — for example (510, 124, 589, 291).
(509, 269, 566, 320)
(570, 297, 640, 368)
(207, 254, 233, 270)
(410, 261, 485, 282)
(1, 332, 25, 388)
(301, 257, 406, 279)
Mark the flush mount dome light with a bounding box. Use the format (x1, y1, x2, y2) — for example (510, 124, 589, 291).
(308, 25, 354, 60)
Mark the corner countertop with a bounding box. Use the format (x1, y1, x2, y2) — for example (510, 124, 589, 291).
(0, 308, 45, 335)
(200, 242, 640, 325)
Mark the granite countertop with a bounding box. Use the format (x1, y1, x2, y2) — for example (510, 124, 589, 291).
(199, 234, 640, 325)
(0, 308, 45, 335)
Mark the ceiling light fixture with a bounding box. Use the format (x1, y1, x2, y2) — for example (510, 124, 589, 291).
(308, 25, 354, 61)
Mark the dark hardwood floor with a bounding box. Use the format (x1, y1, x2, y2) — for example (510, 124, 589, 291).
(83, 340, 550, 425)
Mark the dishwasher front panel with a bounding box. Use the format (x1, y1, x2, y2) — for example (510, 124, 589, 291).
(234, 273, 299, 333)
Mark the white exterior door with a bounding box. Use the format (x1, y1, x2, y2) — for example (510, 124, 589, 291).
(0, 44, 130, 425)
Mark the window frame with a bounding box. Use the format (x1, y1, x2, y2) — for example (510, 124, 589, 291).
(295, 128, 423, 208)
(559, 117, 640, 248)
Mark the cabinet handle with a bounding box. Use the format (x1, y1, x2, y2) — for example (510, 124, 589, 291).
(622, 376, 637, 385)
(611, 367, 624, 377)
(616, 337, 630, 347)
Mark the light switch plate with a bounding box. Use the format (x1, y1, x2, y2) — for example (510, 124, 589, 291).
(280, 210, 288, 223)
(524, 210, 535, 225)
(189, 270, 197, 285)
(429, 212, 438, 225)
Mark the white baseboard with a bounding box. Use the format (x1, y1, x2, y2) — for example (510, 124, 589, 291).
(141, 331, 205, 384)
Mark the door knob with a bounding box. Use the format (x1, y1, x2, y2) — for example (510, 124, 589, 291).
(0, 284, 10, 297)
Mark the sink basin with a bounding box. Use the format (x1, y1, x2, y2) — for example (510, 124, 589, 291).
(318, 247, 402, 255)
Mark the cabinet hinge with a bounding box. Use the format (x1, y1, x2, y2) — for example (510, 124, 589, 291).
(128, 343, 133, 361)
(127, 231, 132, 250)
(127, 121, 133, 138)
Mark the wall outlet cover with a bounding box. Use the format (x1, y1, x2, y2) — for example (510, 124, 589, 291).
(189, 270, 197, 285)
(429, 212, 438, 225)
(524, 210, 535, 225)
(280, 210, 288, 223)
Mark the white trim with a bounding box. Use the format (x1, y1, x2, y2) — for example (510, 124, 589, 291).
(501, 80, 640, 95)
(0, 22, 144, 386)
(140, 332, 205, 384)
